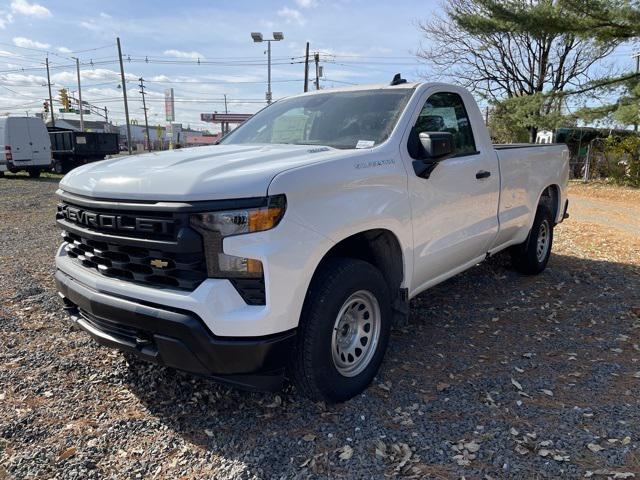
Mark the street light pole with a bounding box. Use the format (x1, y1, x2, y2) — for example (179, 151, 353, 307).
(251, 32, 284, 105)
(267, 40, 272, 104)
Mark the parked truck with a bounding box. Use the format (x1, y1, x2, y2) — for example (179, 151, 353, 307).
(54, 78, 569, 402)
(49, 128, 119, 174)
(0, 116, 51, 178)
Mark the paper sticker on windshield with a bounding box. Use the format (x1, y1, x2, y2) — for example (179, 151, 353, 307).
(355, 140, 375, 149)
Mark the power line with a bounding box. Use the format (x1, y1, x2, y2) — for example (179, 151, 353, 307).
(0, 84, 37, 97)
(0, 59, 120, 74)
(124, 52, 298, 62)
(68, 44, 114, 54)
(143, 78, 301, 85)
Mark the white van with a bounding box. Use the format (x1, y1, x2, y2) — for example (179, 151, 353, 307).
(0, 116, 52, 178)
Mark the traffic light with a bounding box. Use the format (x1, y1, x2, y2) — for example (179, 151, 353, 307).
(43, 101, 49, 113)
(59, 89, 70, 111)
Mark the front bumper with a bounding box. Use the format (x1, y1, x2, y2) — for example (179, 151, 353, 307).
(55, 269, 296, 391)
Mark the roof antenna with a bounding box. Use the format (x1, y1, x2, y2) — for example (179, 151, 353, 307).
(390, 73, 407, 86)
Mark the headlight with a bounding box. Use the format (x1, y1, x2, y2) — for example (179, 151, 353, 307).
(190, 195, 286, 278)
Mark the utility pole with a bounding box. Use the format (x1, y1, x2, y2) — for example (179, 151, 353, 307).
(73, 57, 85, 132)
(139, 77, 151, 151)
(485, 106, 489, 125)
(304, 42, 310, 93)
(45, 57, 55, 127)
(117, 37, 132, 154)
(314, 52, 320, 90)
(223, 94, 228, 135)
(104, 106, 108, 124)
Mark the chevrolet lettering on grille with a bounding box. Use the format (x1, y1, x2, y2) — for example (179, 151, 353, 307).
(58, 203, 174, 235)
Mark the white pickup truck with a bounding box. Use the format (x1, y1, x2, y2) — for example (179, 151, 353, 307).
(55, 78, 569, 402)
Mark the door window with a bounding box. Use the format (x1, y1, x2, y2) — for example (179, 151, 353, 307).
(408, 92, 476, 158)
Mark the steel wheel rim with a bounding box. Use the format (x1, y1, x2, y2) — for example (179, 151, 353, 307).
(331, 290, 381, 377)
(536, 220, 550, 262)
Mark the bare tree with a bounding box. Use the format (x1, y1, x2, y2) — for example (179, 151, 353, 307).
(417, 0, 619, 141)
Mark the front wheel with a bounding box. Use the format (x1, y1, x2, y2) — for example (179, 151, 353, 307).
(291, 258, 392, 403)
(511, 204, 554, 275)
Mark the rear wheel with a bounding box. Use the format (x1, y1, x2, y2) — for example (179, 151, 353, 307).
(52, 159, 66, 174)
(511, 204, 554, 275)
(28, 168, 41, 178)
(291, 258, 392, 403)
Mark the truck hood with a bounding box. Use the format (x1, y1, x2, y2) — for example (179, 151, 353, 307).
(59, 144, 342, 201)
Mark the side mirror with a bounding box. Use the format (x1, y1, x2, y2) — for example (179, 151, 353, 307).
(412, 132, 455, 179)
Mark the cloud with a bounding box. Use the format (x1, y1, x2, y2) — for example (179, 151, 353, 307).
(150, 74, 172, 82)
(80, 21, 101, 32)
(99, 12, 111, 19)
(163, 49, 204, 60)
(0, 11, 14, 28)
(295, 0, 317, 8)
(13, 36, 50, 49)
(0, 50, 17, 57)
(52, 68, 137, 85)
(369, 46, 393, 55)
(0, 72, 47, 85)
(10, 0, 51, 18)
(58, 46, 71, 54)
(277, 7, 305, 25)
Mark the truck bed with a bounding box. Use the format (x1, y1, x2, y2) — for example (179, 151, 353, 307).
(493, 143, 563, 150)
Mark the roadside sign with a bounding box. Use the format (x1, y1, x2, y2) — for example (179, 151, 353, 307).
(165, 89, 175, 122)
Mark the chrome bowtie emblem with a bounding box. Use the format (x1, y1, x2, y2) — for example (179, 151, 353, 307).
(150, 259, 169, 269)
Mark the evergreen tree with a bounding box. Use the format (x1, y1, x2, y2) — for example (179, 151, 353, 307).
(418, 0, 623, 141)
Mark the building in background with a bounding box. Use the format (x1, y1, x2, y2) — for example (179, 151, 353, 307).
(184, 133, 220, 146)
(118, 123, 219, 151)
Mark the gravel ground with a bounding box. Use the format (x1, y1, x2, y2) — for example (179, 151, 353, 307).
(1, 174, 639, 479)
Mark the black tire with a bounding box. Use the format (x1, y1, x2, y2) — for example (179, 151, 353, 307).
(291, 258, 392, 403)
(28, 169, 41, 178)
(511, 204, 554, 275)
(52, 159, 64, 174)
(52, 159, 71, 174)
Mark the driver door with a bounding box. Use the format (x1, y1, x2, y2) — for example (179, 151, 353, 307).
(403, 90, 500, 293)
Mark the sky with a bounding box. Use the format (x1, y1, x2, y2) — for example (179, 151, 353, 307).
(0, 0, 438, 132)
(0, 0, 637, 133)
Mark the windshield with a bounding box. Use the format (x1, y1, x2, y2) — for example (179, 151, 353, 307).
(220, 88, 415, 150)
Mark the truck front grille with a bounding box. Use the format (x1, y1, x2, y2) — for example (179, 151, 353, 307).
(55, 193, 267, 303)
(61, 230, 207, 290)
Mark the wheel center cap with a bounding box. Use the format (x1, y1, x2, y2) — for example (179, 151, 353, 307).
(341, 324, 350, 337)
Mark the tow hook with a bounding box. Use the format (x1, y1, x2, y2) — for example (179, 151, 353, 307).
(135, 334, 152, 347)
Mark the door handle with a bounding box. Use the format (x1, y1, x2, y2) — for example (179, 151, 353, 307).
(476, 170, 491, 179)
